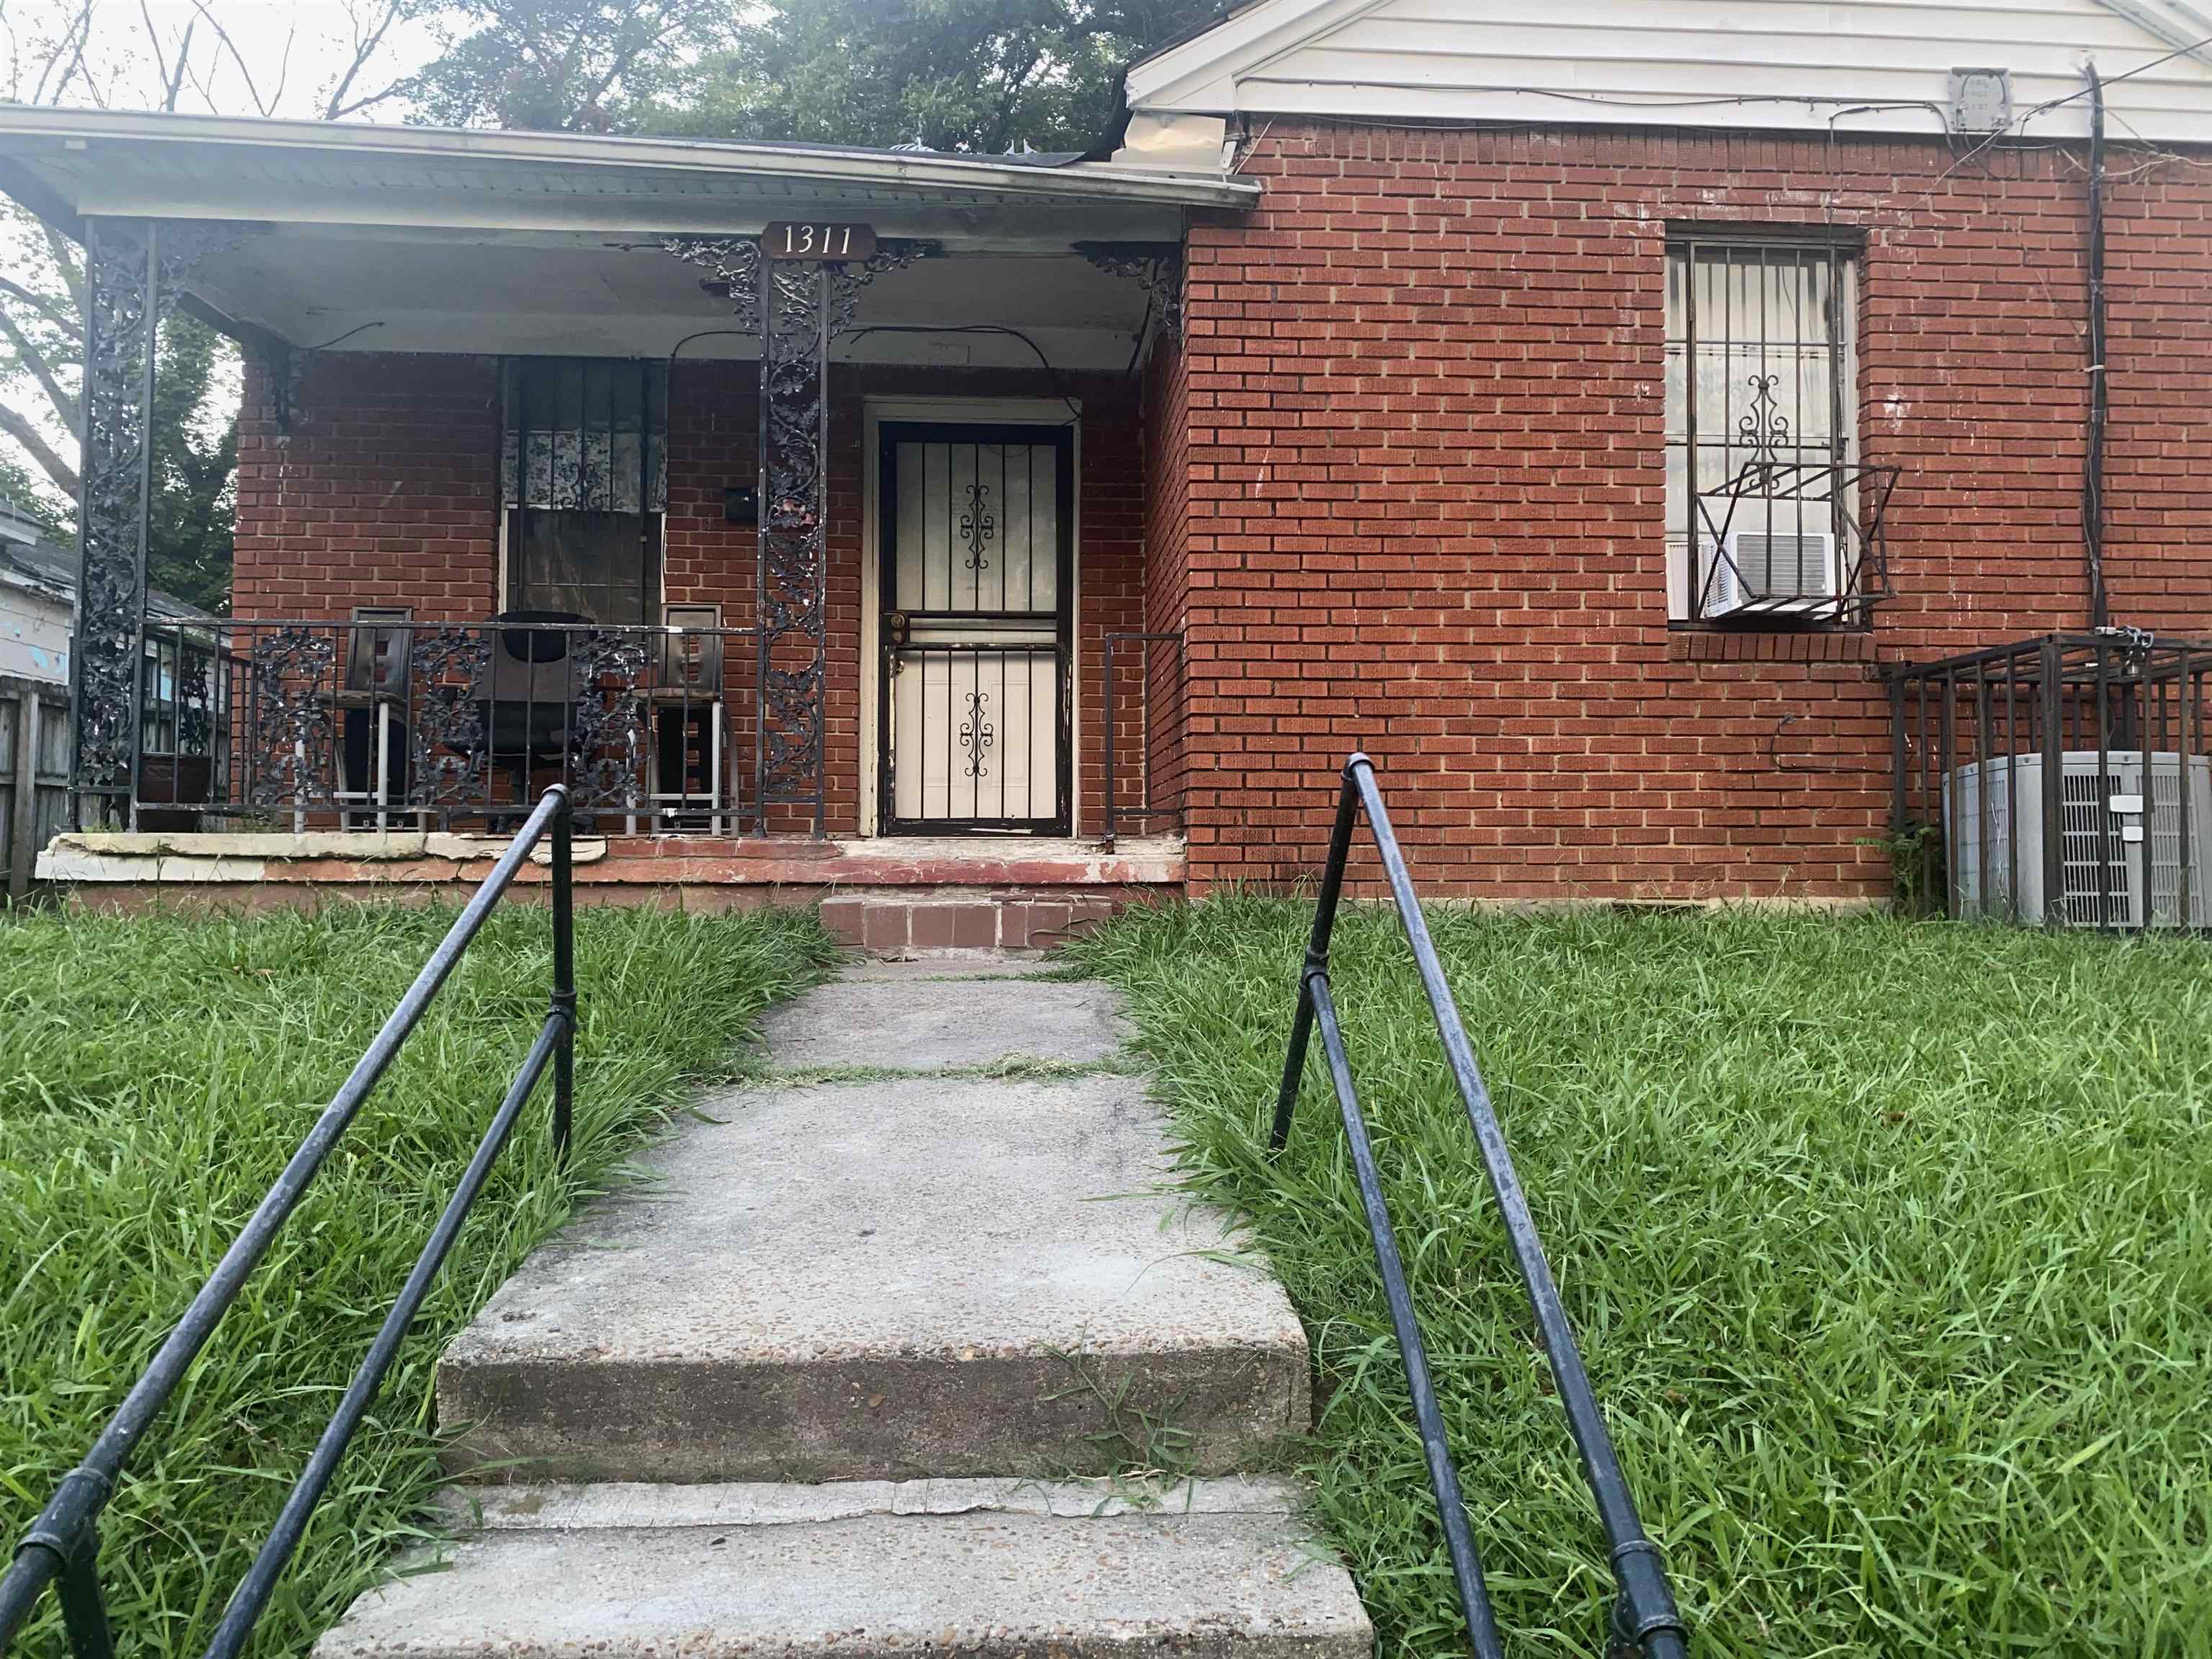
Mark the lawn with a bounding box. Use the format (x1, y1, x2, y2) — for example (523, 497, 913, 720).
(0, 899, 835, 1658)
(1070, 901, 2212, 1659)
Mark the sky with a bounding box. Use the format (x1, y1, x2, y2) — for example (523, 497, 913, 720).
(2, 0, 442, 121)
(0, 0, 455, 516)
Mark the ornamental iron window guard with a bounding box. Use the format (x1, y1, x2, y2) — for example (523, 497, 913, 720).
(1884, 631, 2212, 929)
(0, 787, 579, 1659)
(1667, 235, 1900, 627)
(1272, 755, 1688, 1659)
(128, 617, 755, 835)
(1690, 447, 1901, 627)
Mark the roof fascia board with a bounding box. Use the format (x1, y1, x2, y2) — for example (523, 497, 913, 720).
(1125, 0, 1382, 111)
(0, 107, 1256, 209)
(2092, 0, 2212, 60)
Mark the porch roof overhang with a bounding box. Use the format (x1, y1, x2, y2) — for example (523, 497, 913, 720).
(0, 108, 1254, 370)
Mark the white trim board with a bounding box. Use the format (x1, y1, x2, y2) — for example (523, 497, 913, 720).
(1126, 0, 2212, 142)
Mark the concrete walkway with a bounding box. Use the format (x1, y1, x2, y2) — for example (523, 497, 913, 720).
(317, 958, 1370, 1659)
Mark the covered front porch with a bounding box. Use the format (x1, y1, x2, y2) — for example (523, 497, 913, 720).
(0, 110, 1234, 906)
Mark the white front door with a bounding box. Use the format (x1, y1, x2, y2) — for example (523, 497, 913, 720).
(878, 423, 1071, 834)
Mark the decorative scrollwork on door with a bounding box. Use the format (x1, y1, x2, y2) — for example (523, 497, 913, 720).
(959, 687, 994, 779)
(961, 482, 996, 572)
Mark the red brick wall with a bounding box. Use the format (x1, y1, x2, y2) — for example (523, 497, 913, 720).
(1177, 122, 2212, 900)
(1129, 335, 1192, 838)
(233, 354, 1143, 837)
(236, 352, 499, 622)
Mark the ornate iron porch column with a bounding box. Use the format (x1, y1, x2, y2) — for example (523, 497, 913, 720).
(667, 235, 923, 836)
(69, 217, 225, 827)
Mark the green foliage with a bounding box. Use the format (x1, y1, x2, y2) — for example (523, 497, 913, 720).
(146, 315, 238, 616)
(1070, 900, 2212, 1658)
(0, 203, 238, 611)
(637, 0, 1218, 154)
(0, 450, 70, 541)
(408, 0, 724, 131)
(1860, 821, 1944, 915)
(0, 901, 836, 1657)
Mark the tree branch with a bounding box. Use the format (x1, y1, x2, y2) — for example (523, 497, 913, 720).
(186, 0, 276, 116)
(138, 0, 194, 111)
(0, 274, 77, 333)
(0, 400, 79, 498)
(0, 307, 80, 434)
(321, 0, 408, 120)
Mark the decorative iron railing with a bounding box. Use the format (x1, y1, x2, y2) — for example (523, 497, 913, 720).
(1272, 755, 1689, 1659)
(0, 786, 578, 1659)
(130, 619, 755, 834)
(1100, 629, 1185, 851)
(1884, 631, 2212, 928)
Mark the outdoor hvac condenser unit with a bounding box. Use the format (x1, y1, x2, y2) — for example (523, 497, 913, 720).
(1944, 751, 2212, 927)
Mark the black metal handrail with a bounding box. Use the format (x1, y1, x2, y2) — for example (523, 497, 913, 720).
(1272, 755, 1687, 1659)
(0, 786, 580, 1659)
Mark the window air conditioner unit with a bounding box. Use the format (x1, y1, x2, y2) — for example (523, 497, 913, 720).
(1945, 751, 2212, 927)
(1706, 527, 1836, 616)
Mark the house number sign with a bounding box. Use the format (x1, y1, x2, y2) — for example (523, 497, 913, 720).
(765, 222, 877, 260)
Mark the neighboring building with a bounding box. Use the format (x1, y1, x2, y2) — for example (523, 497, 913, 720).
(4, 0, 2210, 926)
(1, 502, 210, 685)
(0, 501, 74, 685)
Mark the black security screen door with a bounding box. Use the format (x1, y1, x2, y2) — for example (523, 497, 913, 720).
(878, 423, 1074, 835)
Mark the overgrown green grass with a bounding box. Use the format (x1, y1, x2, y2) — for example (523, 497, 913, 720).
(1070, 901, 2212, 1658)
(1, 900, 836, 1657)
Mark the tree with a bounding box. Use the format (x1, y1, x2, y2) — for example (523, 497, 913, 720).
(0, 0, 426, 612)
(408, 0, 725, 132)
(633, 0, 1222, 155)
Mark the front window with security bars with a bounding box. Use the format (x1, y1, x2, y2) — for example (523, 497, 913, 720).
(1664, 237, 1858, 623)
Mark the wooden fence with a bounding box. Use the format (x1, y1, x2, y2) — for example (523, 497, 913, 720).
(0, 673, 70, 899)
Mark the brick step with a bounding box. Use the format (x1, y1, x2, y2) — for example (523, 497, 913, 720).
(819, 889, 1132, 954)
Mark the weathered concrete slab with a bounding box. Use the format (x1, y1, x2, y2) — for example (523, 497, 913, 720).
(838, 956, 1062, 982)
(315, 1480, 1371, 1659)
(758, 972, 1129, 1070)
(439, 1474, 1308, 1529)
(439, 1074, 1308, 1482)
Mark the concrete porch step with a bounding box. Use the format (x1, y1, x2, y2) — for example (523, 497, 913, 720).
(436, 970, 1309, 1482)
(313, 1479, 1372, 1659)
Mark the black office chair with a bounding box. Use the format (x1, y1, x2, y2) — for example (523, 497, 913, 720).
(480, 609, 586, 811)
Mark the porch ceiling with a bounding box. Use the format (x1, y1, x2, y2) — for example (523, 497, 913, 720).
(0, 107, 1233, 371)
(174, 227, 1159, 369)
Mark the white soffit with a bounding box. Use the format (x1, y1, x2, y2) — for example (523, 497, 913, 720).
(1126, 0, 2212, 142)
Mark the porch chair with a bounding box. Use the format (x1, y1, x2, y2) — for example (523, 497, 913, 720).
(482, 610, 585, 817)
(336, 606, 413, 828)
(648, 602, 727, 833)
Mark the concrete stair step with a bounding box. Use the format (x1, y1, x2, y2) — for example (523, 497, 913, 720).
(437, 1070, 1309, 1482)
(313, 1479, 1373, 1659)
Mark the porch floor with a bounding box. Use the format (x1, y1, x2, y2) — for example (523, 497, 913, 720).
(36, 830, 1184, 945)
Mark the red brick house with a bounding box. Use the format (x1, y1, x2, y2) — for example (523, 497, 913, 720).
(8, 0, 2212, 928)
